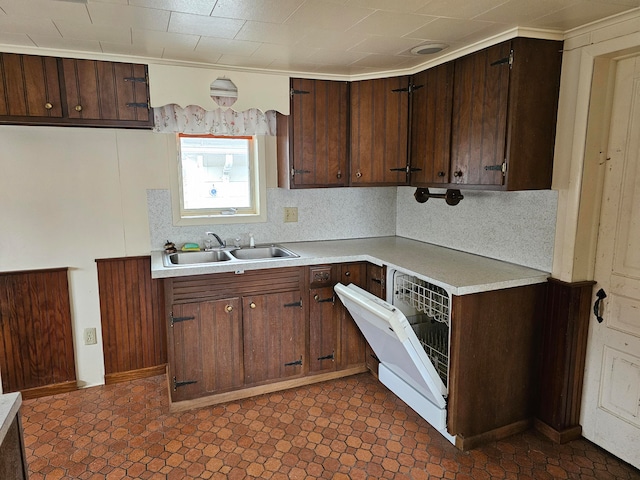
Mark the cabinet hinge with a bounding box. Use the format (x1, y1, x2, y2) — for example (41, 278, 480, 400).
(490, 49, 514, 69)
(170, 313, 196, 327)
(284, 299, 303, 308)
(126, 102, 150, 109)
(123, 76, 147, 83)
(314, 294, 335, 304)
(409, 84, 424, 93)
(291, 168, 311, 178)
(284, 357, 303, 367)
(483, 161, 507, 176)
(290, 88, 310, 97)
(317, 351, 335, 361)
(172, 376, 197, 391)
(391, 86, 410, 93)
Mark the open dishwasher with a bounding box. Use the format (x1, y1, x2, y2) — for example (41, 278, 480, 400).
(334, 270, 455, 444)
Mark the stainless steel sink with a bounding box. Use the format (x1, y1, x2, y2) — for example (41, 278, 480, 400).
(229, 245, 299, 260)
(164, 250, 234, 266)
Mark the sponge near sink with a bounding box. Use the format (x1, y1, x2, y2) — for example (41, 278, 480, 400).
(181, 243, 200, 251)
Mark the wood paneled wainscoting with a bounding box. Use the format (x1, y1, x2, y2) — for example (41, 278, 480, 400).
(0, 268, 77, 399)
(96, 256, 166, 384)
(535, 278, 596, 443)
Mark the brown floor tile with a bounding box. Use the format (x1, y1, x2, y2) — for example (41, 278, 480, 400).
(20, 373, 640, 479)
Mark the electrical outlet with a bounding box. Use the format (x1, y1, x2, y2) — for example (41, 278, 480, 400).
(84, 327, 97, 345)
(284, 207, 298, 223)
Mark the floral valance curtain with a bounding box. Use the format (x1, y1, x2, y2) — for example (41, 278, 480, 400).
(153, 104, 277, 136)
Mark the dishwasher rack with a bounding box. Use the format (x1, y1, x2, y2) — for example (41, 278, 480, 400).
(409, 316, 449, 385)
(394, 274, 450, 325)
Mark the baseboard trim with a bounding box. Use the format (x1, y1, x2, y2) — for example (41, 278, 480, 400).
(534, 418, 582, 443)
(455, 419, 532, 451)
(19, 381, 78, 400)
(169, 366, 369, 413)
(105, 365, 167, 385)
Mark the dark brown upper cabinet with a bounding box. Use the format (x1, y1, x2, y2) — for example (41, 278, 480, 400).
(0, 53, 152, 128)
(0, 53, 63, 119)
(61, 58, 151, 126)
(350, 76, 410, 186)
(277, 78, 349, 188)
(449, 37, 562, 190)
(410, 62, 454, 186)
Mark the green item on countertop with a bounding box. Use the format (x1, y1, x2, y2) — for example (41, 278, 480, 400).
(181, 243, 200, 251)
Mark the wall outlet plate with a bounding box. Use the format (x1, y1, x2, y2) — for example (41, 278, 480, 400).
(284, 207, 298, 223)
(84, 327, 97, 345)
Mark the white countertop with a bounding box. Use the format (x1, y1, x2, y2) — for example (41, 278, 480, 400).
(0, 392, 22, 444)
(151, 236, 548, 295)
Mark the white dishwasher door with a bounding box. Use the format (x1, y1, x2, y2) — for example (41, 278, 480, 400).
(334, 283, 448, 431)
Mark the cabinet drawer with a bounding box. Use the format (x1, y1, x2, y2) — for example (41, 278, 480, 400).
(165, 267, 304, 304)
(308, 265, 335, 289)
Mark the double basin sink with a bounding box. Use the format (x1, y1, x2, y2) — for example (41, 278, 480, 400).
(163, 245, 299, 267)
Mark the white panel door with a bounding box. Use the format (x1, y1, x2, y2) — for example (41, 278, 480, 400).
(582, 55, 640, 469)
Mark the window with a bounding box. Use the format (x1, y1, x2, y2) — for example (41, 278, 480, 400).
(171, 134, 267, 225)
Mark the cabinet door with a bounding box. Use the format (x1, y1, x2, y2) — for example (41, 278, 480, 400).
(451, 41, 511, 187)
(61, 58, 151, 124)
(350, 76, 410, 186)
(277, 78, 349, 188)
(169, 298, 243, 402)
(243, 291, 304, 385)
(410, 63, 454, 185)
(337, 263, 367, 369)
(0, 53, 62, 118)
(309, 286, 338, 373)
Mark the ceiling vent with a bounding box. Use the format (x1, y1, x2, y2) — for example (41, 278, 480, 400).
(410, 43, 449, 55)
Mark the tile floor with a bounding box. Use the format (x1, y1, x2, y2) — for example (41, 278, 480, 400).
(20, 373, 640, 479)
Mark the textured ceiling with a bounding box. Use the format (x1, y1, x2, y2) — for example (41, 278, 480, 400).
(0, 0, 638, 76)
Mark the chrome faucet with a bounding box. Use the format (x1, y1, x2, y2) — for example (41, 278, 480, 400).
(205, 232, 226, 248)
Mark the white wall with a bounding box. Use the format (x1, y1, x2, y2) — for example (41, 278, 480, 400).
(0, 126, 171, 389)
(0, 127, 396, 388)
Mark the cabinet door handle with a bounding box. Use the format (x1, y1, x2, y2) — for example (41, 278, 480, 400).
(344, 271, 350, 277)
(336, 170, 342, 179)
(225, 305, 233, 313)
(371, 277, 382, 284)
(355, 170, 362, 178)
(453, 170, 463, 177)
(284, 357, 303, 367)
(437, 171, 446, 177)
(75, 105, 83, 112)
(249, 302, 256, 309)
(44, 102, 53, 110)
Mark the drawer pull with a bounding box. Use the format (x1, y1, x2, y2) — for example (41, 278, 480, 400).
(75, 105, 83, 112)
(44, 102, 53, 110)
(225, 305, 233, 313)
(249, 302, 256, 309)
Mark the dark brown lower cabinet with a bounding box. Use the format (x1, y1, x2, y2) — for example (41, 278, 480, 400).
(0, 268, 76, 398)
(337, 263, 367, 370)
(535, 278, 595, 443)
(447, 283, 547, 450)
(243, 291, 305, 385)
(97, 256, 166, 384)
(309, 286, 338, 374)
(169, 298, 243, 402)
(164, 265, 371, 410)
(0, 414, 29, 480)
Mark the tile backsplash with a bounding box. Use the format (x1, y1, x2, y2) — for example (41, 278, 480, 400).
(148, 186, 557, 272)
(395, 187, 557, 272)
(148, 187, 398, 249)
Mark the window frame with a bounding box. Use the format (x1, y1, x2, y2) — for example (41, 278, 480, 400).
(170, 134, 268, 226)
